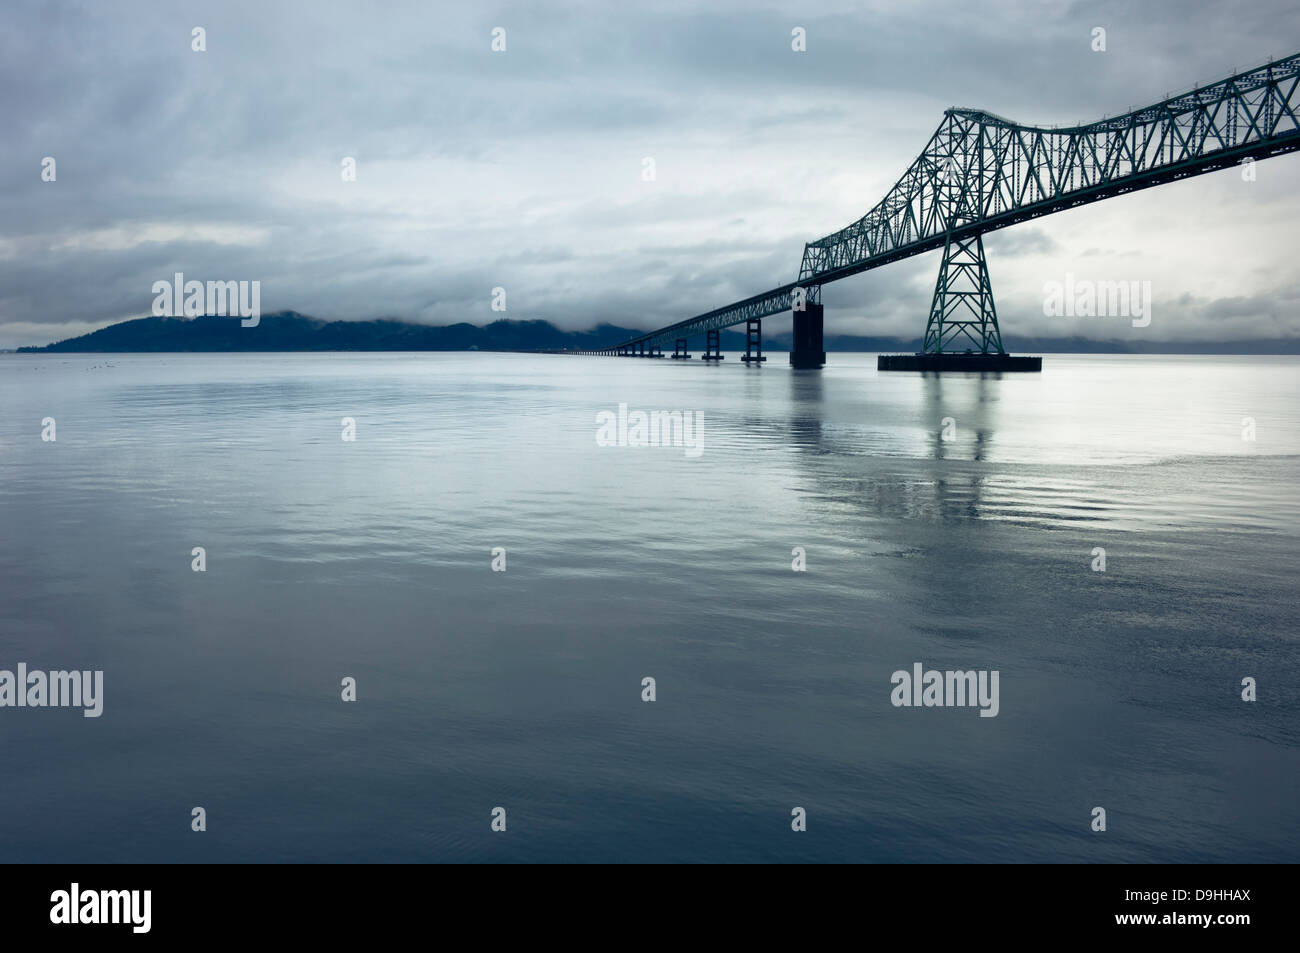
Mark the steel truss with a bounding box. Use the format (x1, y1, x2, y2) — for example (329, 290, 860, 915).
(600, 54, 1300, 355)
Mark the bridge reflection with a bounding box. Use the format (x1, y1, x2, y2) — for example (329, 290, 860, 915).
(782, 367, 1002, 524)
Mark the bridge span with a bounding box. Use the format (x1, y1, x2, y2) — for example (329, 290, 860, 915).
(582, 53, 1300, 371)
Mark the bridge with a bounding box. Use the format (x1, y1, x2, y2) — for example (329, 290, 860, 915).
(585, 53, 1300, 371)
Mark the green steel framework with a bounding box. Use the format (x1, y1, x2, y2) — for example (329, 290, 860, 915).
(597, 53, 1300, 356)
(924, 233, 1003, 354)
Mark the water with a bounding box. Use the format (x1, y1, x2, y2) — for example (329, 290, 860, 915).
(1, 352, 1297, 863)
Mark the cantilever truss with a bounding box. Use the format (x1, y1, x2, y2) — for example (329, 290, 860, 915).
(602, 53, 1300, 355)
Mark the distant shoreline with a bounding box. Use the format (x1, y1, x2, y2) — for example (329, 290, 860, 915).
(13, 312, 1300, 355)
(9, 350, 1300, 357)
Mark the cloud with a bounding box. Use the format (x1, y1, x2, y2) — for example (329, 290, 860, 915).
(1, 0, 1298, 348)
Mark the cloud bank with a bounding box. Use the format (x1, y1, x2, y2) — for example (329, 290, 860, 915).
(2, 0, 1298, 349)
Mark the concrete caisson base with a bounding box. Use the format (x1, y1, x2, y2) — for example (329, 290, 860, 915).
(877, 353, 1043, 372)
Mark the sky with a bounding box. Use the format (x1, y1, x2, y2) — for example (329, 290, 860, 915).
(1, 0, 1299, 350)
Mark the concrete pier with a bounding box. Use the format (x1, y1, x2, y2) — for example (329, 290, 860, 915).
(790, 303, 826, 368)
(701, 329, 725, 361)
(740, 318, 766, 363)
(877, 353, 1042, 372)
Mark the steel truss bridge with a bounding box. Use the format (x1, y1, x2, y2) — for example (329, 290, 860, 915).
(585, 53, 1300, 367)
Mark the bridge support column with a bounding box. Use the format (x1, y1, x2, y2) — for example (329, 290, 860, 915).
(741, 318, 766, 364)
(879, 231, 1040, 372)
(701, 329, 724, 361)
(648, 342, 664, 358)
(922, 232, 1004, 356)
(638, 342, 646, 357)
(671, 338, 691, 359)
(789, 302, 825, 368)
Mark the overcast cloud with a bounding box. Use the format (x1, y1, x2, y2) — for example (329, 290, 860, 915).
(1, 0, 1298, 349)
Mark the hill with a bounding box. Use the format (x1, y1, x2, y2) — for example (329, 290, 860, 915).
(16, 312, 1300, 354)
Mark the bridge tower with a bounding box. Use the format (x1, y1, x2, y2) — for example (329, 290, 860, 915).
(880, 231, 1037, 370)
(922, 232, 1003, 355)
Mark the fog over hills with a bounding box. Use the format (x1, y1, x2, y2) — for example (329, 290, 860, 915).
(15, 313, 1300, 354)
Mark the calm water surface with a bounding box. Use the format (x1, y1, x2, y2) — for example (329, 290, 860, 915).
(1, 352, 1297, 862)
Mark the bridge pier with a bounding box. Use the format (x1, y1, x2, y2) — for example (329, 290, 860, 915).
(879, 231, 1041, 372)
(701, 329, 724, 361)
(648, 342, 665, 358)
(789, 302, 826, 368)
(740, 319, 766, 364)
(671, 338, 691, 359)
